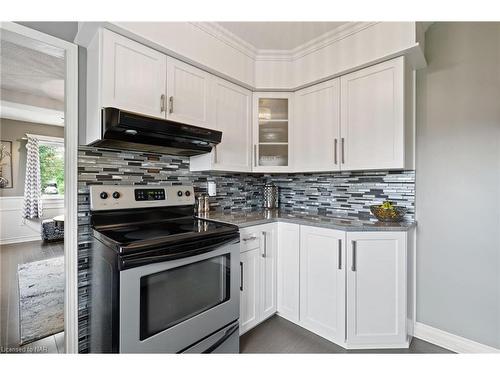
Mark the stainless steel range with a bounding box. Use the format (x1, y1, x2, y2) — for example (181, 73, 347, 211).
(88, 185, 240, 353)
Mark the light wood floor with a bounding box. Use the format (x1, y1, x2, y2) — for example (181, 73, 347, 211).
(240, 315, 453, 354)
(0, 240, 64, 354)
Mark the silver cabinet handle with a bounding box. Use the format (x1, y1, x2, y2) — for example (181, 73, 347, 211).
(351, 240, 356, 272)
(262, 231, 267, 258)
(160, 94, 166, 112)
(334, 138, 338, 164)
(254, 145, 257, 167)
(242, 236, 257, 242)
(169, 96, 174, 114)
(214, 145, 218, 164)
(338, 239, 342, 270)
(341, 138, 345, 164)
(240, 261, 243, 291)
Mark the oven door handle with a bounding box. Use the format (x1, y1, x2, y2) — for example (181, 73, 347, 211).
(120, 234, 239, 269)
(202, 323, 239, 353)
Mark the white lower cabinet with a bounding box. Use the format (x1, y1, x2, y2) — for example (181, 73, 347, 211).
(239, 224, 277, 335)
(242, 222, 414, 349)
(299, 225, 346, 343)
(239, 247, 261, 333)
(277, 222, 300, 323)
(345, 231, 408, 348)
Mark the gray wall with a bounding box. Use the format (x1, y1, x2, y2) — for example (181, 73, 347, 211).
(416, 22, 500, 348)
(16, 22, 78, 43)
(0, 119, 64, 197)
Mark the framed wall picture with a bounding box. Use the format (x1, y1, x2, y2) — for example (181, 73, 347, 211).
(0, 140, 13, 189)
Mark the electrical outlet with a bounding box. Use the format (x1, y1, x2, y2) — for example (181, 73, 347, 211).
(207, 181, 216, 197)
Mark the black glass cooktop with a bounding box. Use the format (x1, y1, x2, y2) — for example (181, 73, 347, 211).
(91, 206, 239, 254)
(97, 217, 230, 245)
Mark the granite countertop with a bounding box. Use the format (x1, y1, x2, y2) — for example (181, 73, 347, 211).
(197, 209, 416, 232)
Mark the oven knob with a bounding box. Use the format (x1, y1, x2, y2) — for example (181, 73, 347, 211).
(100, 192, 108, 199)
(112, 191, 121, 199)
(177, 190, 183, 197)
(185, 190, 191, 197)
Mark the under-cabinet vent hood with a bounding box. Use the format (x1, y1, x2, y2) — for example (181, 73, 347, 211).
(89, 107, 222, 156)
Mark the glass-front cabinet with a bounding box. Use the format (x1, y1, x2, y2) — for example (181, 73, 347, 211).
(252, 93, 293, 172)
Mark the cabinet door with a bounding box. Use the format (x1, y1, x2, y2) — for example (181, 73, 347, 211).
(252, 93, 293, 173)
(277, 223, 300, 323)
(211, 78, 252, 171)
(299, 226, 346, 343)
(340, 57, 405, 170)
(101, 29, 167, 119)
(166, 57, 211, 127)
(294, 79, 341, 172)
(260, 225, 277, 320)
(240, 248, 261, 335)
(346, 231, 407, 347)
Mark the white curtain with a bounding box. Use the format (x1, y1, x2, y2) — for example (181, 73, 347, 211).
(23, 136, 43, 219)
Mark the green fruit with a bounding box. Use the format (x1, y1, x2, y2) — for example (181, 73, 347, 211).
(381, 201, 393, 210)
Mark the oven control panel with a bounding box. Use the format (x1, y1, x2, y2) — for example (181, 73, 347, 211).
(90, 185, 195, 211)
(134, 188, 166, 201)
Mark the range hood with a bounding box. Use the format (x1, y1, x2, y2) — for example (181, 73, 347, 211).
(89, 107, 222, 156)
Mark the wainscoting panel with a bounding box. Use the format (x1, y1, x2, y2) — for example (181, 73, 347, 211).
(0, 196, 64, 245)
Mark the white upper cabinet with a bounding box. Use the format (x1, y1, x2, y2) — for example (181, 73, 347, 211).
(166, 57, 211, 127)
(252, 93, 293, 173)
(87, 29, 414, 173)
(340, 56, 411, 171)
(294, 79, 341, 172)
(101, 29, 167, 119)
(346, 231, 408, 347)
(299, 225, 346, 344)
(190, 78, 252, 172)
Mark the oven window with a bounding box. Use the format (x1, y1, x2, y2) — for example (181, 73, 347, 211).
(139, 254, 230, 340)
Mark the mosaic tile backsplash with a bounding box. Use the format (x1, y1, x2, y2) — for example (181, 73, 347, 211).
(77, 146, 415, 352)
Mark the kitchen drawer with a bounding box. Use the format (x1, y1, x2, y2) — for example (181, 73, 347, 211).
(240, 228, 260, 253)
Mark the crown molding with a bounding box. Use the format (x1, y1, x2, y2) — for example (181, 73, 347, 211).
(190, 22, 258, 59)
(290, 21, 378, 60)
(199, 21, 380, 63)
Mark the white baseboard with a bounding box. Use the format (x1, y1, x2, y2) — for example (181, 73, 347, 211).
(414, 322, 500, 353)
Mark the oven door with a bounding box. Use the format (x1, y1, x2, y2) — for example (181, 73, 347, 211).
(119, 238, 240, 353)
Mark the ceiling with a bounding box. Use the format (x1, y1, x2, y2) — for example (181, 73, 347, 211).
(0, 37, 65, 126)
(217, 22, 349, 50)
(0, 39, 65, 103)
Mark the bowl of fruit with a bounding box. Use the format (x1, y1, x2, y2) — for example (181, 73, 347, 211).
(370, 201, 407, 222)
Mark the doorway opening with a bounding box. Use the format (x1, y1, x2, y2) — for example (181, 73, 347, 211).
(0, 22, 78, 354)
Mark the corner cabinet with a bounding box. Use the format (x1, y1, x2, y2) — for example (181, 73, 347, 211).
(239, 224, 277, 335)
(252, 93, 293, 172)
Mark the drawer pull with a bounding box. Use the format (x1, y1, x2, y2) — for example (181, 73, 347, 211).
(262, 231, 267, 258)
(338, 239, 342, 270)
(242, 236, 257, 242)
(240, 261, 243, 291)
(351, 240, 356, 272)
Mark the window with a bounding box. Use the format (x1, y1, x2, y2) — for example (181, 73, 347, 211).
(39, 143, 64, 195)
